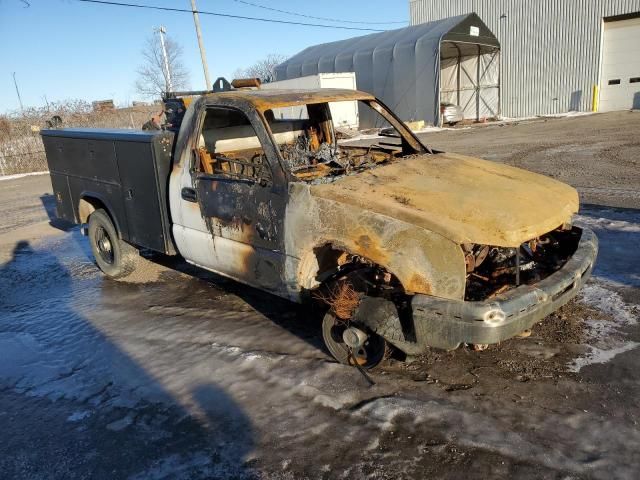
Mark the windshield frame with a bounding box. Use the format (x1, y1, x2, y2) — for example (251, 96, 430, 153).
(257, 97, 432, 181)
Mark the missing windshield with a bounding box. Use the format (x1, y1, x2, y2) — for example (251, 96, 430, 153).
(263, 100, 427, 182)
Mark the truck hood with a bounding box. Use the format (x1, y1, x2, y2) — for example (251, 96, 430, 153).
(309, 153, 579, 247)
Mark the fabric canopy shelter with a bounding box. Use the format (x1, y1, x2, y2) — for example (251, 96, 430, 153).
(274, 13, 500, 127)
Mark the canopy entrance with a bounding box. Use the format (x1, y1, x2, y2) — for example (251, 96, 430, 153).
(275, 13, 501, 127)
(440, 42, 501, 123)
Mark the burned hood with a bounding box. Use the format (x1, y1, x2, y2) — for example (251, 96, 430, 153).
(308, 153, 579, 247)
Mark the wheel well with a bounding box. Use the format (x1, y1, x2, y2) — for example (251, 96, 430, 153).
(309, 243, 403, 292)
(310, 244, 412, 351)
(79, 196, 121, 237)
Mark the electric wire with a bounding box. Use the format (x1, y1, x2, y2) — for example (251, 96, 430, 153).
(227, 0, 407, 26)
(76, 0, 388, 32)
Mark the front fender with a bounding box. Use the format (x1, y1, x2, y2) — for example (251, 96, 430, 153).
(285, 183, 466, 300)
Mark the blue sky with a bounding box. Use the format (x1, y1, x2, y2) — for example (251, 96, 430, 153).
(0, 0, 409, 113)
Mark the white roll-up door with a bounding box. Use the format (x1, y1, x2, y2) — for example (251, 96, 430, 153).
(599, 17, 640, 112)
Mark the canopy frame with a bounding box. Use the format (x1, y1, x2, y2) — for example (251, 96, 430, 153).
(275, 13, 501, 127)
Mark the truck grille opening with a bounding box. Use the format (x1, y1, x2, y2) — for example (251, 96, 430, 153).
(464, 227, 582, 302)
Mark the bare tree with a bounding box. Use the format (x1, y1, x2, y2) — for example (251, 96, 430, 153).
(234, 53, 287, 83)
(135, 34, 189, 98)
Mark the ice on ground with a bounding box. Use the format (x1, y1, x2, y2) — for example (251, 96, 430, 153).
(414, 125, 471, 133)
(353, 395, 640, 476)
(500, 111, 596, 123)
(575, 207, 640, 288)
(128, 452, 218, 480)
(106, 414, 135, 431)
(0, 171, 48, 181)
(576, 213, 640, 234)
(67, 410, 92, 422)
(2, 198, 640, 478)
(572, 342, 640, 372)
(571, 281, 640, 372)
(580, 283, 638, 332)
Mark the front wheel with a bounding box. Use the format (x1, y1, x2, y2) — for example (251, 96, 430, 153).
(88, 209, 140, 279)
(322, 310, 388, 369)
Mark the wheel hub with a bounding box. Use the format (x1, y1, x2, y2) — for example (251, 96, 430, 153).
(98, 236, 112, 253)
(94, 226, 115, 265)
(342, 326, 368, 349)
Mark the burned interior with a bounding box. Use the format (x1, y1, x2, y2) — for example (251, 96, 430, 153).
(195, 106, 272, 184)
(263, 99, 426, 182)
(188, 94, 427, 185)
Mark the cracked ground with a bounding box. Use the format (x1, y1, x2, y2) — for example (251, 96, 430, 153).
(1, 111, 640, 479)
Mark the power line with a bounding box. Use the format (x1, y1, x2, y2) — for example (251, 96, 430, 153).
(76, 0, 387, 32)
(227, 0, 407, 25)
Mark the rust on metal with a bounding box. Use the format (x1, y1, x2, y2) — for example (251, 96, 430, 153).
(207, 88, 375, 111)
(171, 87, 581, 304)
(231, 78, 262, 89)
(314, 280, 361, 320)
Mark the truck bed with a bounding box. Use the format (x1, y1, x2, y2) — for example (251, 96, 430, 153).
(41, 128, 176, 255)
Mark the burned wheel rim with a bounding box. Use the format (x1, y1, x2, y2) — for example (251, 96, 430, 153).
(94, 226, 114, 265)
(321, 312, 387, 369)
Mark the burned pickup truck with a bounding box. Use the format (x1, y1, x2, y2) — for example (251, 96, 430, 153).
(42, 85, 598, 368)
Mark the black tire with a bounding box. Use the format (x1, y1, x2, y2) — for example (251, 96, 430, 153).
(322, 309, 388, 369)
(88, 209, 140, 279)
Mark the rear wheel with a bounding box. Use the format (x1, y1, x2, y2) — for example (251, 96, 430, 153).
(88, 209, 140, 279)
(322, 309, 388, 369)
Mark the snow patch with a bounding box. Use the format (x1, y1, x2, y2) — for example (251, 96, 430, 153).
(575, 214, 640, 234)
(580, 283, 637, 330)
(414, 125, 471, 133)
(570, 282, 640, 372)
(241, 353, 262, 362)
(128, 452, 214, 480)
(106, 413, 134, 431)
(210, 342, 241, 355)
(575, 208, 640, 287)
(0, 171, 48, 181)
(572, 342, 640, 372)
(500, 111, 595, 122)
(67, 410, 92, 422)
(313, 393, 348, 410)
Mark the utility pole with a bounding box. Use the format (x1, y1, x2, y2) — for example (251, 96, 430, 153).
(155, 25, 173, 92)
(12, 72, 24, 113)
(190, 0, 211, 89)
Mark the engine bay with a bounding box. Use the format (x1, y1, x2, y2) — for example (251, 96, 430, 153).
(464, 226, 582, 301)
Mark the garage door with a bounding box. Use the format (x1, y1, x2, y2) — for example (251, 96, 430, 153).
(599, 17, 640, 112)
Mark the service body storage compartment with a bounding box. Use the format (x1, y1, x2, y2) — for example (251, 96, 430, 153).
(41, 128, 176, 254)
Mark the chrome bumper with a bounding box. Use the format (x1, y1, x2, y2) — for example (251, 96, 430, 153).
(411, 227, 598, 350)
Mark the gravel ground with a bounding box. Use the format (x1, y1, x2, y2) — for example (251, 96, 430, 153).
(1, 112, 639, 479)
(416, 110, 640, 209)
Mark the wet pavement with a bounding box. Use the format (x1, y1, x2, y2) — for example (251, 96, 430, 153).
(2, 114, 640, 479)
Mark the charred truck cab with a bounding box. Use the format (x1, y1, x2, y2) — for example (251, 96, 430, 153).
(42, 85, 598, 368)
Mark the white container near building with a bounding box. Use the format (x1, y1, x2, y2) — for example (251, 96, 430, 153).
(262, 72, 360, 129)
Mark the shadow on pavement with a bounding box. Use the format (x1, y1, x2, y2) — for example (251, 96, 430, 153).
(149, 253, 328, 355)
(39, 192, 326, 356)
(0, 240, 257, 479)
(39, 193, 76, 231)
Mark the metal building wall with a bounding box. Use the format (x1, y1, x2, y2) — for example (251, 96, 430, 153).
(410, 0, 640, 118)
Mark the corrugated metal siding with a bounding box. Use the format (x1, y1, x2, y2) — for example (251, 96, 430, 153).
(410, 0, 640, 117)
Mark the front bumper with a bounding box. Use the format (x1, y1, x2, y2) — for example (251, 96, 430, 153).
(410, 227, 598, 350)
